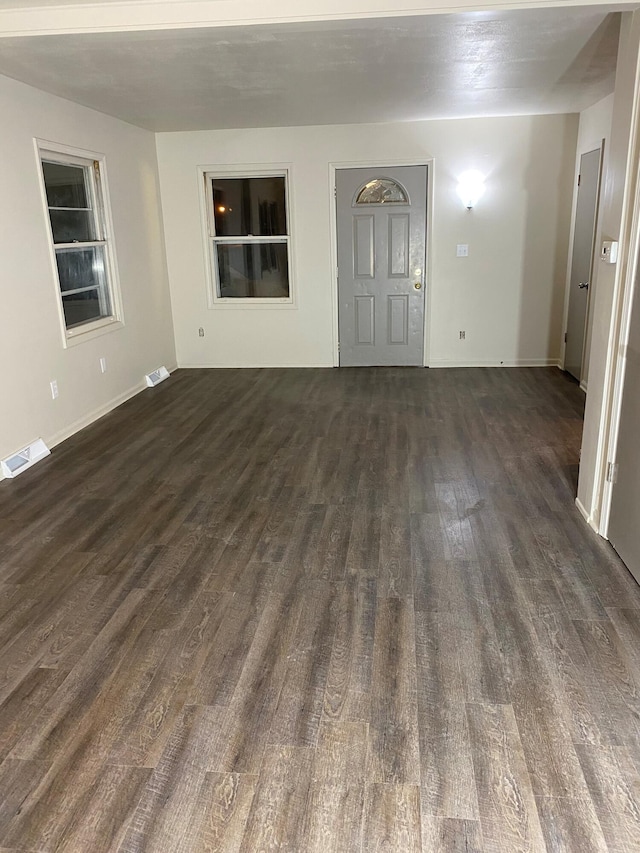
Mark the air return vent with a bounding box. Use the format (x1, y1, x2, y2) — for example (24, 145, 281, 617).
(145, 366, 170, 388)
(1, 438, 50, 479)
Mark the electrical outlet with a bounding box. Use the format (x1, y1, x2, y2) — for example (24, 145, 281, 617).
(50, 380, 58, 399)
(456, 244, 469, 257)
(459, 331, 466, 340)
(198, 327, 205, 337)
(99, 357, 107, 374)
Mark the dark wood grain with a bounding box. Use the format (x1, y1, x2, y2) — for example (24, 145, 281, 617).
(421, 816, 484, 852)
(363, 783, 423, 852)
(192, 772, 257, 853)
(323, 574, 376, 721)
(118, 703, 227, 852)
(269, 580, 340, 746)
(368, 596, 420, 785)
(575, 742, 640, 852)
(302, 721, 367, 852)
(466, 702, 547, 852)
(0, 366, 639, 851)
(415, 609, 478, 820)
(240, 745, 315, 851)
(534, 795, 608, 853)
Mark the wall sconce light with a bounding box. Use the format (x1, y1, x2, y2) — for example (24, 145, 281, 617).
(456, 170, 486, 210)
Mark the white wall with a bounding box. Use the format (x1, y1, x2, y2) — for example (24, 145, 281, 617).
(0, 73, 176, 466)
(577, 93, 615, 155)
(156, 113, 577, 369)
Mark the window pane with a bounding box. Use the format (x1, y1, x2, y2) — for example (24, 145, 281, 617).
(355, 178, 408, 205)
(42, 161, 89, 208)
(212, 177, 287, 237)
(62, 289, 106, 329)
(49, 209, 96, 243)
(215, 242, 289, 298)
(55, 245, 107, 295)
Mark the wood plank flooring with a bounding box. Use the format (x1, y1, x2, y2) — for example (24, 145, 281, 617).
(1, 366, 640, 852)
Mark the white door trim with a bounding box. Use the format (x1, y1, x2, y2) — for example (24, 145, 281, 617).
(586, 53, 640, 538)
(329, 158, 434, 367)
(599, 138, 640, 537)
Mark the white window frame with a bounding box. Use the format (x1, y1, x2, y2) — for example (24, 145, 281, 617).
(200, 166, 295, 309)
(36, 139, 123, 347)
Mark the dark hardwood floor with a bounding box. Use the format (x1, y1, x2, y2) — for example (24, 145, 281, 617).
(1, 366, 640, 852)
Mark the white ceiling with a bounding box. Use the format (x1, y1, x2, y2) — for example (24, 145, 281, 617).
(0, 6, 627, 131)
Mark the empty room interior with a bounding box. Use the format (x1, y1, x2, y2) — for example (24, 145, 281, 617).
(3, 0, 640, 850)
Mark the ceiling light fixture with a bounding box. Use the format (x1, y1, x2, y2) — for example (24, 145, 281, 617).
(456, 170, 486, 210)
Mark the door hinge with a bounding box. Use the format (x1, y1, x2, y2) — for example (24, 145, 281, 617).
(607, 461, 619, 483)
(578, 174, 581, 186)
(337, 341, 341, 352)
(334, 186, 337, 198)
(564, 331, 568, 343)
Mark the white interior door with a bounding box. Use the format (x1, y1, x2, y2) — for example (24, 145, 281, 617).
(336, 166, 427, 367)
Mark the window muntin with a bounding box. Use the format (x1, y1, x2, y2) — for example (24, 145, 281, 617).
(206, 173, 292, 302)
(40, 149, 118, 335)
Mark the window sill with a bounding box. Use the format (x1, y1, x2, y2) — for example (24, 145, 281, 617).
(63, 316, 124, 348)
(209, 298, 296, 310)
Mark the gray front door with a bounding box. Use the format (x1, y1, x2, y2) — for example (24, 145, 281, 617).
(565, 148, 602, 382)
(336, 166, 427, 366)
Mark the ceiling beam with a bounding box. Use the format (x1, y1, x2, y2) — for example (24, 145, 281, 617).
(0, 0, 634, 38)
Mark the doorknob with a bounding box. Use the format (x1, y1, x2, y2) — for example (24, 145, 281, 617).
(579, 282, 589, 289)
(414, 282, 422, 290)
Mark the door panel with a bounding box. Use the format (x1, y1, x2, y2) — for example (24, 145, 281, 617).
(355, 296, 375, 345)
(354, 216, 375, 278)
(565, 148, 602, 382)
(388, 295, 409, 344)
(388, 214, 410, 277)
(337, 166, 427, 366)
(608, 259, 640, 584)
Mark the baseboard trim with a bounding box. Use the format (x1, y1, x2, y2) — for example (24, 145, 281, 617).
(0, 364, 178, 483)
(179, 360, 562, 370)
(428, 358, 562, 368)
(177, 362, 335, 369)
(46, 382, 147, 452)
(575, 497, 600, 534)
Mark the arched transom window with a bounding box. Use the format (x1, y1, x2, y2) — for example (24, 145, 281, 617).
(354, 178, 409, 205)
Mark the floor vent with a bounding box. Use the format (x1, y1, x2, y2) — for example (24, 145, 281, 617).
(145, 366, 170, 388)
(1, 438, 51, 479)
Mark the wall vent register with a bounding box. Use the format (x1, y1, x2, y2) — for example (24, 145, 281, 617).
(1, 439, 50, 479)
(145, 366, 170, 387)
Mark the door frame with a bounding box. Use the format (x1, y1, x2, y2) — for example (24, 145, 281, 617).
(560, 143, 605, 388)
(598, 141, 640, 537)
(581, 58, 640, 538)
(329, 158, 434, 367)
